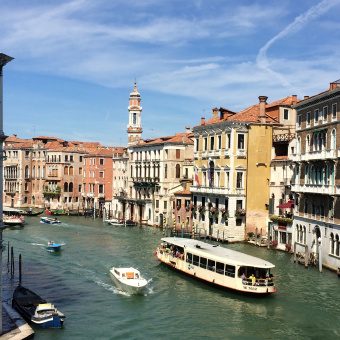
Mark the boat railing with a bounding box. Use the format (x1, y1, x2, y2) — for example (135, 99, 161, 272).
(242, 278, 274, 287)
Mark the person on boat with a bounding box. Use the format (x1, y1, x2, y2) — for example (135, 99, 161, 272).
(241, 273, 247, 284)
(249, 274, 256, 286)
(48, 241, 53, 246)
(29, 207, 32, 214)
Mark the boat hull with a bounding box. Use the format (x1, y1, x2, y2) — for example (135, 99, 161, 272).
(109, 269, 148, 294)
(46, 244, 62, 252)
(12, 286, 65, 328)
(41, 217, 61, 224)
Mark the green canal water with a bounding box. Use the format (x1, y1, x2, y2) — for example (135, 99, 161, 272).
(2, 216, 340, 340)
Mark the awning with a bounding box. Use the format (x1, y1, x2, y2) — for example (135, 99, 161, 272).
(312, 128, 327, 133)
(277, 200, 294, 209)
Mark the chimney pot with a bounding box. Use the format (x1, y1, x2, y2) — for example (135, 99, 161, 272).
(212, 107, 218, 118)
(13, 134, 17, 138)
(258, 96, 268, 124)
(185, 126, 191, 133)
(201, 117, 205, 125)
(292, 95, 297, 105)
(304, 96, 309, 100)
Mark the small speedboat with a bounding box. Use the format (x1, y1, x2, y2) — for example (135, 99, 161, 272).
(41, 217, 61, 224)
(110, 267, 148, 294)
(12, 285, 65, 328)
(107, 218, 124, 226)
(3, 215, 25, 227)
(46, 241, 62, 252)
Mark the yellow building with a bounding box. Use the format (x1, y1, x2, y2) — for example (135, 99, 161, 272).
(191, 96, 280, 241)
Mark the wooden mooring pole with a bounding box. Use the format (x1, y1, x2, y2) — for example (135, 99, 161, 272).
(11, 246, 14, 276)
(19, 254, 22, 283)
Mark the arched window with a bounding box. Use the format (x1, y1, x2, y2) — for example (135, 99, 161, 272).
(64, 182, 68, 192)
(69, 166, 74, 176)
(64, 166, 68, 175)
(304, 199, 308, 215)
(69, 182, 73, 192)
(336, 235, 340, 257)
(303, 226, 306, 244)
(32, 166, 35, 179)
(330, 233, 335, 255)
(306, 135, 310, 153)
(37, 166, 41, 179)
(42, 166, 46, 179)
(175, 164, 181, 178)
(25, 165, 29, 178)
(296, 224, 299, 242)
(331, 129, 336, 150)
(297, 137, 301, 154)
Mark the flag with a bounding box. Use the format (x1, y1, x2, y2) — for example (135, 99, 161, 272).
(194, 168, 200, 186)
(207, 162, 212, 187)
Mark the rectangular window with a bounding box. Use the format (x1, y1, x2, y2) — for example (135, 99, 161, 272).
(323, 106, 328, 120)
(237, 134, 244, 149)
(164, 201, 167, 209)
(84, 170, 86, 178)
(216, 262, 224, 275)
(193, 255, 199, 266)
(98, 184, 104, 194)
(207, 259, 215, 272)
(79, 167, 82, 175)
(156, 200, 159, 209)
(284, 109, 289, 120)
(210, 136, 214, 150)
(204, 138, 208, 150)
(195, 138, 199, 151)
(99, 171, 104, 178)
(186, 253, 192, 264)
(79, 156, 83, 162)
(306, 111, 311, 125)
(236, 172, 243, 188)
(78, 184, 82, 192)
(297, 115, 302, 128)
(99, 158, 104, 165)
(225, 265, 235, 278)
(226, 133, 231, 149)
(176, 149, 180, 159)
(218, 135, 222, 149)
(200, 257, 207, 269)
(332, 103, 337, 119)
(314, 109, 319, 122)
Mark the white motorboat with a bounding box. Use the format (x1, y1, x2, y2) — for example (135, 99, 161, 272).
(109, 267, 148, 294)
(40, 217, 61, 224)
(106, 218, 124, 226)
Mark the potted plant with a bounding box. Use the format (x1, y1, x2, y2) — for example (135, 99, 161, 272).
(271, 240, 278, 248)
(198, 205, 206, 215)
(219, 208, 229, 219)
(235, 208, 246, 218)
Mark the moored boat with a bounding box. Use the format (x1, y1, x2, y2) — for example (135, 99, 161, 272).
(41, 217, 61, 224)
(109, 267, 148, 294)
(155, 237, 276, 295)
(106, 218, 124, 226)
(12, 285, 65, 328)
(46, 241, 62, 252)
(3, 215, 25, 227)
(46, 209, 67, 215)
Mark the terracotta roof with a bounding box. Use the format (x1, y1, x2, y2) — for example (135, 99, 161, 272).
(84, 148, 114, 156)
(174, 189, 192, 195)
(274, 155, 288, 160)
(136, 132, 193, 146)
(5, 136, 27, 143)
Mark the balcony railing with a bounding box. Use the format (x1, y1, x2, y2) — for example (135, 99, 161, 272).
(237, 149, 246, 158)
(224, 149, 230, 157)
(190, 186, 231, 195)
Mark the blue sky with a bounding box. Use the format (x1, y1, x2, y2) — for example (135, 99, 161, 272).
(1, 0, 340, 146)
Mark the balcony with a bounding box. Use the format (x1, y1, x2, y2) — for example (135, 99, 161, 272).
(190, 185, 231, 195)
(224, 149, 230, 157)
(133, 177, 159, 189)
(301, 149, 336, 162)
(201, 151, 207, 158)
(194, 151, 199, 159)
(237, 149, 246, 158)
(98, 193, 105, 199)
(292, 183, 335, 195)
(87, 193, 94, 198)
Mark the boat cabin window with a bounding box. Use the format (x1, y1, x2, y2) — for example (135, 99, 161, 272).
(207, 259, 215, 272)
(186, 253, 193, 264)
(216, 262, 224, 274)
(225, 264, 235, 278)
(200, 257, 207, 269)
(193, 255, 199, 266)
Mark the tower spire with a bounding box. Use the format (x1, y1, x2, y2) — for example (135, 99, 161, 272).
(127, 82, 143, 146)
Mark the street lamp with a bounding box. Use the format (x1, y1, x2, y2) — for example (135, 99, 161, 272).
(0, 52, 14, 335)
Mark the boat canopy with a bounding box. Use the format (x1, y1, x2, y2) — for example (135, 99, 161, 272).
(161, 237, 275, 269)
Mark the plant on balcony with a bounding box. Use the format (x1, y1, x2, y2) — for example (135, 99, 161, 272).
(176, 205, 181, 210)
(210, 207, 219, 218)
(285, 243, 292, 252)
(219, 208, 229, 219)
(271, 240, 278, 248)
(198, 205, 206, 215)
(189, 203, 196, 211)
(270, 215, 293, 224)
(235, 208, 246, 218)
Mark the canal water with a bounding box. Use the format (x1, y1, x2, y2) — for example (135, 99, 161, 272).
(2, 216, 340, 340)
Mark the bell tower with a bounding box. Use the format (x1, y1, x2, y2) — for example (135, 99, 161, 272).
(127, 82, 143, 146)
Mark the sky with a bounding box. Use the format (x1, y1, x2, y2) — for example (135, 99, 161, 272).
(1, 0, 340, 147)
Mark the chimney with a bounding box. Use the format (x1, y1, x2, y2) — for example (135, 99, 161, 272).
(258, 96, 268, 124)
(201, 117, 205, 125)
(185, 126, 191, 133)
(13, 134, 17, 138)
(212, 107, 218, 118)
(292, 95, 297, 105)
(304, 96, 309, 100)
(330, 81, 340, 91)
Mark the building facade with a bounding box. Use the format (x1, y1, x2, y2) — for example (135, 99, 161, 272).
(292, 80, 340, 271)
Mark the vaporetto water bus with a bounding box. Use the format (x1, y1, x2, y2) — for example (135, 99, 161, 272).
(155, 237, 276, 295)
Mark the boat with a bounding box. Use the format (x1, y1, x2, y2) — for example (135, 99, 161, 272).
(40, 217, 61, 224)
(3, 215, 25, 227)
(106, 218, 124, 226)
(155, 237, 276, 295)
(125, 220, 137, 226)
(46, 209, 67, 216)
(20, 210, 44, 216)
(109, 267, 148, 294)
(12, 285, 65, 328)
(46, 241, 62, 252)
